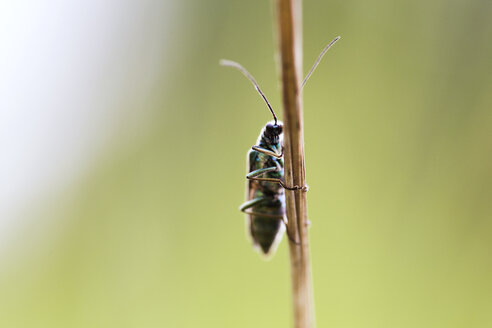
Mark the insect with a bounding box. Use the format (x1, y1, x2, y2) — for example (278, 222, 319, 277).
(221, 36, 340, 257)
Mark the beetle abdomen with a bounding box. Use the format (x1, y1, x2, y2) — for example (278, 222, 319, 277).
(250, 216, 284, 254)
(246, 193, 285, 255)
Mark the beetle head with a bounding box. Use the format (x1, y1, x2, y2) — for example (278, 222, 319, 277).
(262, 121, 283, 145)
(265, 122, 282, 137)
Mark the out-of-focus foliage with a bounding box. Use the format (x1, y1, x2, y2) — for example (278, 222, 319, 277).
(1, 0, 491, 327)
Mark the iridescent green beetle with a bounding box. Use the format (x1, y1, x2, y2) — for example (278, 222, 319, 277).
(221, 36, 340, 257)
(242, 120, 289, 255)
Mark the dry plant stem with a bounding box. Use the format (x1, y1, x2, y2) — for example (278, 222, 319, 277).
(275, 0, 314, 327)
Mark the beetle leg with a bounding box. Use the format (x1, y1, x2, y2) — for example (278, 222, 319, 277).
(251, 145, 282, 158)
(246, 164, 308, 192)
(241, 208, 300, 246)
(239, 196, 266, 212)
(279, 180, 309, 192)
(242, 209, 284, 219)
(247, 164, 284, 183)
(248, 176, 308, 192)
(246, 166, 279, 179)
(241, 199, 288, 235)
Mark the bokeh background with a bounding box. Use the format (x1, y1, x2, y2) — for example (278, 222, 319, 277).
(1, 0, 491, 327)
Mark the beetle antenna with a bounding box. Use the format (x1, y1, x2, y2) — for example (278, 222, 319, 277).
(220, 59, 278, 125)
(301, 36, 341, 89)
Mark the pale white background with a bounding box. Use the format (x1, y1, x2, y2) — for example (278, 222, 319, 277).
(0, 0, 175, 250)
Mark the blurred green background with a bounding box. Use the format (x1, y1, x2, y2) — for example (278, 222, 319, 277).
(1, 0, 491, 327)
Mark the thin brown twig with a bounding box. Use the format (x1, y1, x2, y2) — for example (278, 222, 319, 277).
(274, 0, 315, 327)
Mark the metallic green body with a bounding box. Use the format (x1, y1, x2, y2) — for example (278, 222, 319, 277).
(242, 122, 286, 256)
